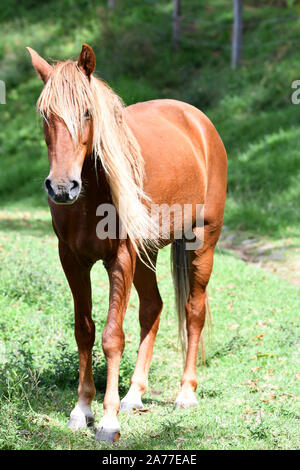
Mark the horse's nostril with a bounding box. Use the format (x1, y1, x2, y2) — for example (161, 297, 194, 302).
(45, 178, 52, 191)
(70, 180, 79, 191)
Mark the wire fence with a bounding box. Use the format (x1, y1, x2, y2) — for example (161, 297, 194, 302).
(181, 13, 300, 28)
(180, 34, 300, 50)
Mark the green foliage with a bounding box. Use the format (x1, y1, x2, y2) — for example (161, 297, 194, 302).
(1, 0, 300, 237)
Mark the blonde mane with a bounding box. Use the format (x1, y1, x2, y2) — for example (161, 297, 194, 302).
(37, 60, 159, 258)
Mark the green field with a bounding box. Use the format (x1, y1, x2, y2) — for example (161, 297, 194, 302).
(0, 209, 299, 450)
(0, 0, 300, 450)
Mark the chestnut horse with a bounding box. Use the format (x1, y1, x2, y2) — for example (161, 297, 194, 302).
(27, 44, 227, 443)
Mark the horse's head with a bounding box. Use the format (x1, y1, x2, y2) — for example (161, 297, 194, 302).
(26, 44, 96, 204)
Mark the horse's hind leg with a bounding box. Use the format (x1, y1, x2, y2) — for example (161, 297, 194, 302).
(58, 241, 96, 429)
(121, 253, 163, 411)
(175, 234, 217, 408)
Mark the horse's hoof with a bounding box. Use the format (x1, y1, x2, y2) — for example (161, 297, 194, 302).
(175, 400, 198, 409)
(120, 399, 143, 412)
(174, 391, 198, 409)
(68, 414, 94, 430)
(68, 404, 94, 430)
(95, 416, 120, 443)
(95, 427, 120, 443)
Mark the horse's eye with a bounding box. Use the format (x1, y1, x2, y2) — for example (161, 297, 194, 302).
(84, 110, 90, 119)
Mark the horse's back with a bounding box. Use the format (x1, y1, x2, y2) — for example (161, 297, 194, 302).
(125, 99, 227, 219)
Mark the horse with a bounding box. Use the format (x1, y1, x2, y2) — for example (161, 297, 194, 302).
(26, 44, 227, 443)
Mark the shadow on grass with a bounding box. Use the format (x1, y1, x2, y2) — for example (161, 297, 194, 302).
(223, 126, 300, 238)
(120, 417, 206, 450)
(0, 341, 135, 398)
(0, 392, 205, 450)
(203, 334, 248, 368)
(0, 340, 163, 412)
(0, 341, 161, 449)
(143, 397, 174, 407)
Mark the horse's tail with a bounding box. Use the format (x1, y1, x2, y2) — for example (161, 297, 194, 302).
(171, 239, 211, 363)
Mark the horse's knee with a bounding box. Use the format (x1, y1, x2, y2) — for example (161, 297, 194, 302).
(139, 297, 163, 333)
(102, 324, 125, 358)
(150, 297, 163, 317)
(75, 317, 95, 349)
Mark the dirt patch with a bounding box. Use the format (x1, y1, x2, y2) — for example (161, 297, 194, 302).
(218, 226, 300, 286)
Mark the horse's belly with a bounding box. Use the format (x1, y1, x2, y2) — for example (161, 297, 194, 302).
(126, 101, 207, 207)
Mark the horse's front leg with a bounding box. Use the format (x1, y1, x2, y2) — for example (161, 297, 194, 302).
(58, 241, 96, 430)
(95, 241, 136, 443)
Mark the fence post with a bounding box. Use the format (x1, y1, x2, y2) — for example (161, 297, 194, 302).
(173, 0, 181, 51)
(108, 0, 115, 9)
(232, 0, 243, 69)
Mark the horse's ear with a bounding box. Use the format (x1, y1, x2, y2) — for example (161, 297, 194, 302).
(78, 44, 96, 78)
(26, 47, 52, 83)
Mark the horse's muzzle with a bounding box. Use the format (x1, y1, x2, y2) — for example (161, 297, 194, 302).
(44, 177, 81, 205)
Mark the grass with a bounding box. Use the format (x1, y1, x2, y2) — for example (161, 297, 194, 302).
(0, 0, 300, 450)
(0, 210, 299, 450)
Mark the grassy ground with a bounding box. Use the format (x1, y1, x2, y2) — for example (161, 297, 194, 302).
(0, 209, 299, 450)
(0, 0, 300, 450)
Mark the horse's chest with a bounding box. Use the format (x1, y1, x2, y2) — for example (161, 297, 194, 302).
(50, 201, 114, 262)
